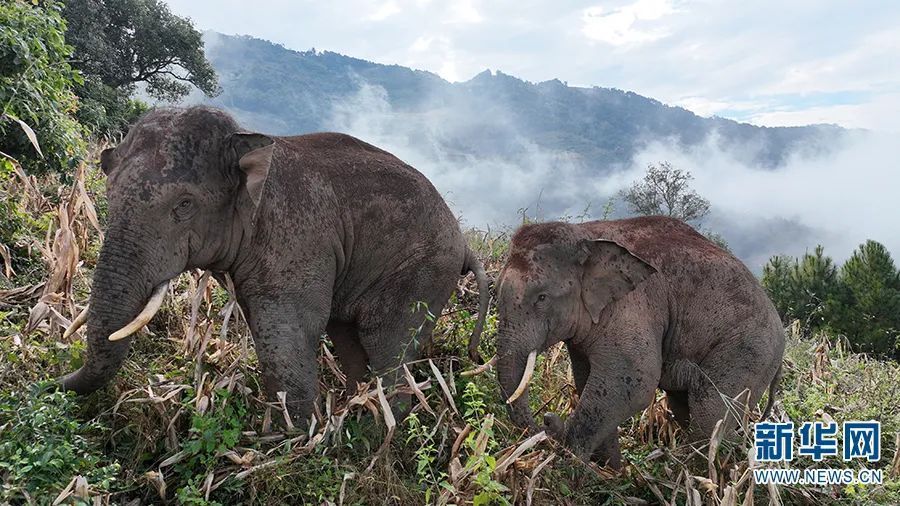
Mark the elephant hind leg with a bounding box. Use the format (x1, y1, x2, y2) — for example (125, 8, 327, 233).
(359, 309, 439, 383)
(356, 291, 447, 418)
(687, 346, 775, 441)
(326, 320, 369, 390)
(665, 390, 691, 430)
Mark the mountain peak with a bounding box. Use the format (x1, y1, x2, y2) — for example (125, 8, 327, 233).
(469, 69, 494, 81)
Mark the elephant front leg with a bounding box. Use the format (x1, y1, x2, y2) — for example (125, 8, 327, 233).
(563, 349, 660, 469)
(591, 434, 623, 469)
(242, 294, 327, 430)
(561, 385, 623, 466)
(255, 334, 319, 429)
(542, 343, 589, 439)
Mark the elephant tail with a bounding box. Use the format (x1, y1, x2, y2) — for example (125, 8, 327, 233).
(762, 363, 783, 419)
(463, 248, 490, 364)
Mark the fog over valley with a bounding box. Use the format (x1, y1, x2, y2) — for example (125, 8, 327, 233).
(183, 32, 895, 271)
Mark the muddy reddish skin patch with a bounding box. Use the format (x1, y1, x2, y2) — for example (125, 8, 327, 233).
(597, 216, 722, 262)
(510, 222, 571, 250)
(507, 222, 574, 273)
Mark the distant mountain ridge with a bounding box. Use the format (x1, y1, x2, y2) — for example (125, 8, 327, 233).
(195, 32, 845, 171)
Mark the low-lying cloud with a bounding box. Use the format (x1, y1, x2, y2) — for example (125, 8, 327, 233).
(629, 131, 899, 268)
(323, 82, 897, 272)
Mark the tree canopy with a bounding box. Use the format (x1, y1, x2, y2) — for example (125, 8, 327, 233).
(762, 241, 900, 358)
(63, 0, 219, 133)
(1, 0, 85, 175)
(620, 162, 711, 224)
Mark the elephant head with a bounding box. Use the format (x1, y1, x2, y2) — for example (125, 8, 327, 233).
(495, 222, 656, 430)
(60, 107, 274, 394)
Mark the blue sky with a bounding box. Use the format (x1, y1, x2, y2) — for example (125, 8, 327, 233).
(163, 0, 900, 132)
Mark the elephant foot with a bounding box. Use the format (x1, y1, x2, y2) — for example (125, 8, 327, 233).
(591, 435, 623, 470)
(542, 414, 624, 470)
(543, 412, 565, 439)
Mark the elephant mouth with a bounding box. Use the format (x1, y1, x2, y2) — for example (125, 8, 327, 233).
(506, 350, 537, 404)
(64, 280, 170, 341)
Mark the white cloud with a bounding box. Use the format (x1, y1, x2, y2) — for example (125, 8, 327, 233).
(672, 96, 770, 117)
(405, 35, 464, 81)
(622, 131, 900, 267)
(367, 0, 401, 21)
(746, 91, 900, 133)
(446, 0, 484, 24)
(581, 0, 678, 46)
(320, 82, 899, 267)
(409, 35, 434, 52)
(764, 30, 900, 96)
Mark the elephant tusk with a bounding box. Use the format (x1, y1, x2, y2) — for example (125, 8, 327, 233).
(506, 350, 537, 404)
(62, 304, 90, 339)
(108, 281, 169, 341)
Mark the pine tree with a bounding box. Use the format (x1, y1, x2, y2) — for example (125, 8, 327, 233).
(789, 245, 839, 330)
(832, 241, 900, 357)
(762, 255, 795, 319)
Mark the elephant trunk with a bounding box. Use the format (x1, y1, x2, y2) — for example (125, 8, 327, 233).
(498, 341, 540, 431)
(60, 233, 161, 394)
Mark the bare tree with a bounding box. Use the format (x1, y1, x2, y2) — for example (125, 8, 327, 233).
(620, 162, 710, 224)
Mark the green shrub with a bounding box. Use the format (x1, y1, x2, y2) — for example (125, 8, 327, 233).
(172, 389, 247, 501)
(0, 0, 86, 176)
(0, 388, 119, 502)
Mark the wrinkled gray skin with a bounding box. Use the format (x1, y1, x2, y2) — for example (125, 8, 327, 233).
(60, 106, 488, 424)
(496, 218, 784, 468)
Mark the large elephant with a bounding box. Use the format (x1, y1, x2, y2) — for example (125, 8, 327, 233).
(495, 217, 784, 468)
(60, 106, 488, 424)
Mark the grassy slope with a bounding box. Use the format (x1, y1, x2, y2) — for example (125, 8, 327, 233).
(0, 161, 898, 505)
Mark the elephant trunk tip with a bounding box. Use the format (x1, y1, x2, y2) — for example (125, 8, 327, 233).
(58, 367, 103, 395)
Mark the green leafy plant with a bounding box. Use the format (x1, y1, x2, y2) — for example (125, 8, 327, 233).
(404, 411, 452, 502)
(0, 388, 119, 501)
(462, 418, 509, 506)
(1, 0, 86, 176)
(173, 389, 247, 500)
(462, 381, 487, 425)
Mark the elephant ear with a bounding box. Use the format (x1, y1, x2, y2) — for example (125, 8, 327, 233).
(579, 239, 657, 324)
(228, 132, 275, 222)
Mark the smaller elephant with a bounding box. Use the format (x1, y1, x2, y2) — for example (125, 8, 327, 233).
(495, 217, 784, 468)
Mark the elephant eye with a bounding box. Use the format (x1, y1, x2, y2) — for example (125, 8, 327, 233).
(537, 294, 547, 303)
(173, 196, 196, 221)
